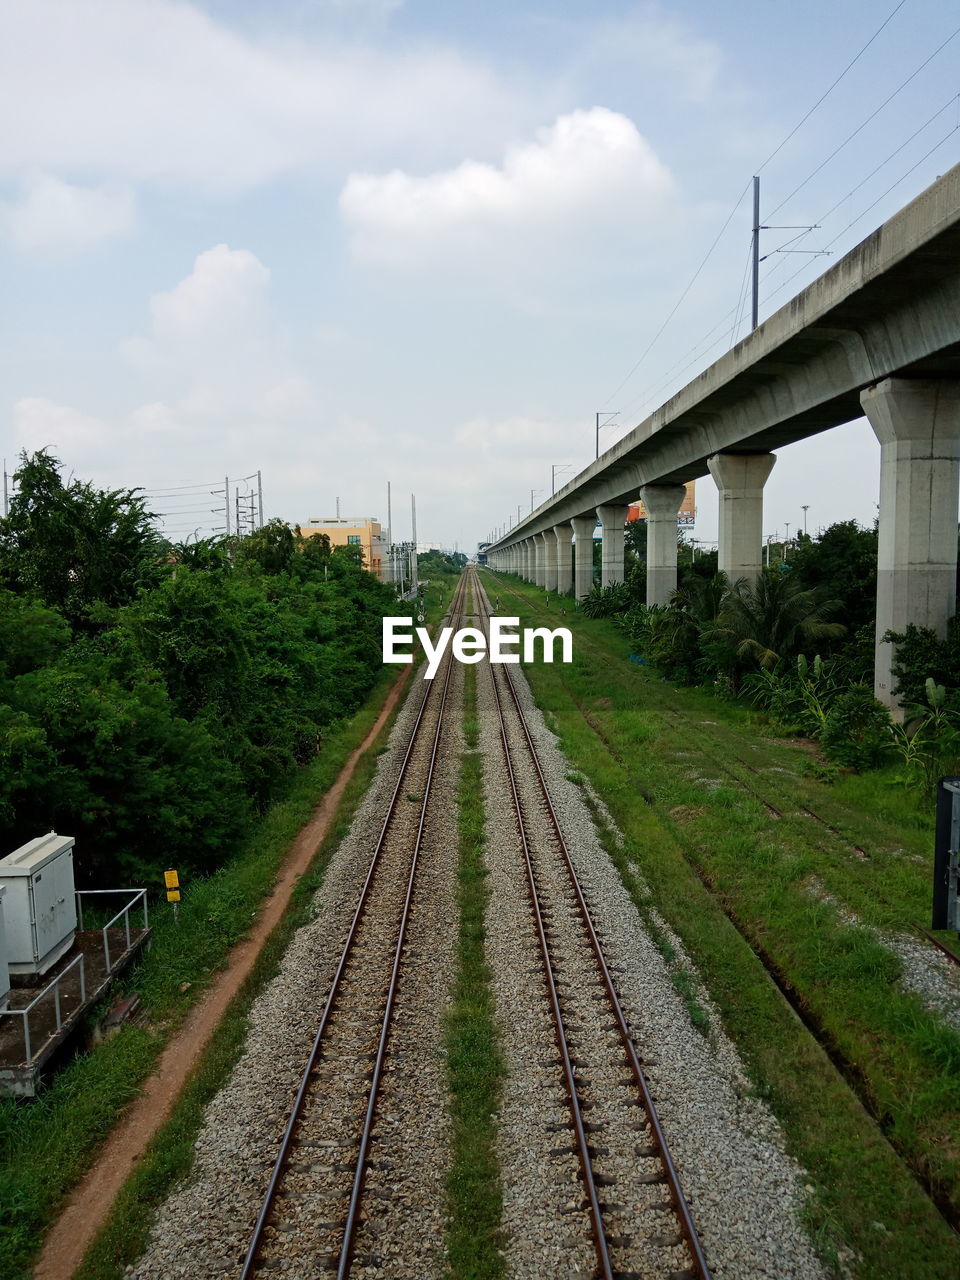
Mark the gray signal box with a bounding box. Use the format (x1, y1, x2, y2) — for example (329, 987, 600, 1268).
(0, 834, 78, 977)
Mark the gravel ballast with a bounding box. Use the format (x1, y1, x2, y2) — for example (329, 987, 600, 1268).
(128, 649, 463, 1280)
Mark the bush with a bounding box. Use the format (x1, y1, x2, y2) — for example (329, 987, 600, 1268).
(579, 582, 631, 618)
(821, 686, 892, 771)
(886, 619, 960, 714)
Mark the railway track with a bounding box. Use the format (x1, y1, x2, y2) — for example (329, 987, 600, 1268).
(239, 574, 469, 1280)
(482, 568, 960, 965)
(474, 575, 711, 1280)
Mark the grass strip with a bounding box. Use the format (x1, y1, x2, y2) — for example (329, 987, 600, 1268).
(444, 661, 505, 1279)
(1, 573, 461, 1280)
(482, 569, 960, 1280)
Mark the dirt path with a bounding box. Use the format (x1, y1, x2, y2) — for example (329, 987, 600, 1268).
(33, 666, 412, 1280)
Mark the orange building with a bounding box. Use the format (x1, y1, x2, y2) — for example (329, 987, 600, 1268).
(298, 517, 385, 579)
(628, 480, 696, 527)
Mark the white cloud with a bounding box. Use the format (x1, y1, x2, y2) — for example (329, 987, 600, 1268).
(111, 243, 322, 458)
(0, 0, 528, 191)
(456, 415, 558, 452)
(0, 174, 135, 253)
(12, 397, 110, 456)
(339, 108, 674, 268)
(147, 244, 271, 346)
(576, 10, 725, 104)
(120, 244, 274, 383)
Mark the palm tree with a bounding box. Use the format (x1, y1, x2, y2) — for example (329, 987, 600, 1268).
(714, 570, 845, 669)
(648, 573, 729, 679)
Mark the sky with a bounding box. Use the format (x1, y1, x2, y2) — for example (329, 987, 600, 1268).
(1, 0, 958, 552)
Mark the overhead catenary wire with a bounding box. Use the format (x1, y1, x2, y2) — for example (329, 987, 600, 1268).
(599, 0, 913, 411)
(764, 22, 960, 220)
(759, 122, 960, 309)
(754, 0, 910, 175)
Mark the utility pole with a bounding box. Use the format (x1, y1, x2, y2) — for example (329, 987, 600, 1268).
(410, 493, 419, 593)
(801, 504, 810, 536)
(224, 476, 231, 536)
(257, 470, 263, 528)
(595, 411, 619, 459)
(336, 495, 340, 519)
(749, 175, 824, 333)
(751, 175, 760, 330)
(2, 459, 8, 518)
(387, 481, 392, 549)
(552, 463, 573, 495)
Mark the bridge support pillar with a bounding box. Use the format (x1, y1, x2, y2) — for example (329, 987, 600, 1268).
(597, 504, 630, 588)
(542, 529, 558, 592)
(639, 483, 687, 606)
(861, 378, 960, 718)
(521, 539, 531, 581)
(555, 523, 573, 595)
(708, 452, 776, 588)
(530, 533, 543, 587)
(571, 516, 595, 600)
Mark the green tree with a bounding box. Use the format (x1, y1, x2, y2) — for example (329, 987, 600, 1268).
(648, 573, 729, 682)
(0, 450, 162, 623)
(789, 520, 877, 636)
(714, 570, 846, 672)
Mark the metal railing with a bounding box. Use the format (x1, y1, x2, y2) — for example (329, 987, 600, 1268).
(76, 888, 149, 974)
(4, 953, 87, 1065)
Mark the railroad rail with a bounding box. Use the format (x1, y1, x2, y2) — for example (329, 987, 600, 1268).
(240, 573, 468, 1280)
(474, 573, 711, 1280)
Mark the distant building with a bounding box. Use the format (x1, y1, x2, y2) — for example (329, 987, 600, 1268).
(298, 517, 385, 579)
(628, 480, 696, 528)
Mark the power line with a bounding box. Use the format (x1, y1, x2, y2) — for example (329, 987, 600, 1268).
(729, 240, 755, 347)
(759, 125, 960, 309)
(756, 0, 909, 174)
(764, 22, 960, 220)
(601, 179, 752, 407)
(141, 481, 220, 495)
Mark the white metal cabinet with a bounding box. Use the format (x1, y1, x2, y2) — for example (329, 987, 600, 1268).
(0, 834, 77, 976)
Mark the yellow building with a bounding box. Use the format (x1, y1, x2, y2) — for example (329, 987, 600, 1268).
(298, 517, 385, 579)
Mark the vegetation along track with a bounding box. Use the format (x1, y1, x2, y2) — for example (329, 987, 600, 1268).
(485, 569, 960, 960)
(239, 573, 469, 1279)
(474, 574, 711, 1280)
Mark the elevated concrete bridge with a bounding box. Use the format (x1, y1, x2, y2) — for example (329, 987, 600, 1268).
(485, 164, 960, 714)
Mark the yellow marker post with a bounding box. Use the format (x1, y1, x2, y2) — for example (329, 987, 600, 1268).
(164, 869, 181, 921)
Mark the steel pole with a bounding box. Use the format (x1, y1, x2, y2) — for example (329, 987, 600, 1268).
(751, 175, 760, 330)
